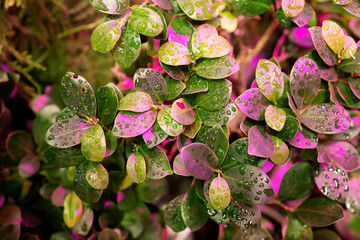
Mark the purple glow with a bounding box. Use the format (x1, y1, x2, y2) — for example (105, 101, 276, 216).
(117, 191, 125, 202)
(168, 24, 191, 48)
(269, 161, 293, 195)
(261, 160, 274, 173)
(289, 27, 314, 48)
(30, 95, 51, 113)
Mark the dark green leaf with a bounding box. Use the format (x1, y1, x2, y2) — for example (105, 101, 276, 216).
(231, 0, 270, 16)
(136, 178, 168, 203)
(195, 79, 232, 111)
(164, 195, 186, 232)
(285, 213, 313, 240)
(166, 76, 186, 100)
(74, 162, 103, 203)
(139, 145, 173, 179)
(130, 6, 164, 37)
(43, 146, 86, 168)
(96, 86, 118, 126)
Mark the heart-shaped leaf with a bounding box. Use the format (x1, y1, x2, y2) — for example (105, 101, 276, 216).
(43, 146, 86, 167)
(133, 68, 168, 104)
(81, 124, 106, 162)
(290, 57, 321, 108)
(130, 6, 164, 37)
(142, 121, 168, 149)
(256, 59, 284, 103)
(157, 107, 183, 136)
(308, 27, 337, 66)
(173, 154, 192, 176)
(292, 3, 314, 27)
(112, 109, 157, 138)
(199, 35, 232, 58)
(19, 155, 40, 178)
(176, 0, 214, 21)
(340, 36, 357, 60)
(181, 143, 219, 180)
(322, 141, 360, 171)
(139, 145, 173, 179)
(195, 79, 232, 111)
(171, 99, 196, 125)
(168, 17, 193, 48)
(119, 91, 153, 112)
(339, 48, 360, 73)
(95, 85, 118, 126)
(269, 136, 290, 165)
(281, 0, 305, 17)
(288, 125, 318, 148)
(197, 100, 238, 127)
(74, 162, 103, 203)
(182, 74, 208, 95)
(45, 118, 92, 148)
(248, 126, 274, 158)
(322, 20, 345, 56)
(183, 111, 202, 138)
(111, 23, 141, 68)
(166, 76, 186, 100)
(91, 20, 122, 53)
(343, 0, 360, 17)
(164, 195, 186, 232)
(196, 56, 239, 79)
(209, 176, 231, 210)
(86, 163, 109, 189)
(63, 192, 83, 228)
(265, 105, 286, 131)
(6, 131, 35, 160)
(60, 72, 97, 119)
(89, 0, 129, 14)
(158, 42, 191, 66)
(314, 162, 349, 203)
(126, 152, 146, 183)
(190, 24, 218, 58)
(235, 88, 270, 121)
(224, 165, 275, 205)
(279, 162, 315, 201)
(299, 104, 351, 134)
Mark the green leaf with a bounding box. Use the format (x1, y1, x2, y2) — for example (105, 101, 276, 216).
(63, 192, 83, 228)
(295, 198, 344, 227)
(285, 213, 313, 240)
(81, 124, 106, 162)
(269, 136, 290, 165)
(195, 79, 232, 111)
(181, 186, 209, 231)
(146, 5, 168, 40)
(95, 85, 118, 126)
(55, 107, 78, 122)
(43, 146, 86, 168)
(166, 76, 186, 100)
(91, 20, 122, 53)
(340, 48, 360, 73)
(199, 35, 232, 58)
(279, 162, 315, 201)
(313, 230, 341, 240)
(196, 56, 239, 79)
(5, 130, 34, 160)
(197, 100, 238, 127)
(153, 0, 174, 10)
(158, 42, 191, 66)
(224, 165, 275, 205)
(89, 0, 129, 14)
(190, 24, 218, 58)
(265, 105, 286, 131)
(336, 82, 360, 108)
(157, 107, 183, 136)
(228, 200, 261, 229)
(133, 68, 168, 104)
(256, 59, 284, 103)
(281, 0, 305, 17)
(182, 74, 208, 95)
(340, 35, 357, 60)
(176, 0, 214, 20)
(111, 24, 141, 68)
(173, 154, 192, 176)
(209, 176, 231, 210)
(142, 121, 168, 149)
(138, 145, 173, 179)
(168, 17, 193, 47)
(276, 8, 298, 28)
(171, 98, 196, 125)
(74, 162, 103, 203)
(86, 162, 109, 189)
(160, 62, 186, 81)
(45, 118, 92, 148)
(121, 202, 150, 238)
(231, 0, 270, 16)
(126, 152, 146, 183)
(130, 6, 164, 37)
(183, 111, 202, 138)
(60, 72, 97, 119)
(105, 132, 118, 157)
(271, 114, 299, 141)
(119, 91, 153, 112)
(164, 195, 186, 232)
(136, 178, 168, 203)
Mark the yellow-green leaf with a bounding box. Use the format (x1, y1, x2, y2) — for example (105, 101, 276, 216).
(270, 136, 290, 165)
(199, 35, 232, 58)
(265, 105, 286, 131)
(340, 35, 358, 60)
(209, 176, 231, 210)
(126, 152, 146, 183)
(63, 192, 83, 228)
(158, 42, 191, 66)
(322, 20, 345, 56)
(86, 163, 109, 189)
(81, 125, 106, 162)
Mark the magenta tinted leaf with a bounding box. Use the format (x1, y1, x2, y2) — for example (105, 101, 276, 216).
(235, 88, 270, 120)
(6, 130, 35, 160)
(160, 62, 186, 81)
(308, 27, 337, 66)
(51, 186, 69, 206)
(322, 141, 360, 171)
(197, 100, 238, 126)
(209, 176, 231, 210)
(314, 162, 349, 203)
(19, 155, 40, 178)
(320, 68, 338, 82)
(72, 205, 93, 236)
(248, 126, 274, 158)
(153, 0, 174, 9)
(139, 145, 173, 179)
(281, 0, 305, 17)
(292, 3, 314, 27)
(288, 126, 318, 149)
(183, 111, 202, 138)
(299, 104, 351, 134)
(290, 57, 321, 108)
(190, 24, 218, 58)
(119, 91, 153, 112)
(349, 78, 360, 100)
(0, 204, 21, 225)
(181, 143, 219, 180)
(343, 0, 360, 17)
(45, 118, 92, 148)
(158, 107, 183, 136)
(171, 98, 196, 125)
(224, 165, 275, 205)
(126, 152, 146, 183)
(168, 17, 193, 48)
(142, 121, 168, 149)
(177, 0, 214, 21)
(173, 154, 192, 176)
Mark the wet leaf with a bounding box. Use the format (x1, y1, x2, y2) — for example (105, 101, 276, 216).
(319, 68, 338, 82)
(290, 57, 321, 108)
(43, 146, 86, 167)
(195, 79, 232, 111)
(269, 136, 289, 164)
(343, 0, 360, 17)
(199, 35, 232, 58)
(299, 104, 351, 134)
(231, 0, 270, 16)
(322, 20, 345, 56)
(272, 114, 300, 141)
(265, 105, 286, 131)
(168, 17, 194, 48)
(248, 126, 274, 158)
(176, 0, 214, 20)
(166, 76, 186, 100)
(285, 213, 313, 240)
(279, 162, 315, 201)
(146, 5, 168, 40)
(256, 59, 284, 103)
(349, 77, 360, 100)
(107, 82, 124, 102)
(160, 62, 186, 81)
(72, 205, 93, 236)
(333, 0, 352, 4)
(142, 121, 168, 148)
(96, 85, 118, 126)
(147, 37, 160, 56)
(164, 195, 186, 232)
(158, 107, 183, 136)
(308, 26, 337, 66)
(74, 162, 103, 203)
(181, 143, 218, 179)
(235, 88, 270, 121)
(111, 24, 141, 68)
(221, 11, 238, 32)
(81, 124, 106, 162)
(84, 163, 109, 190)
(60, 72, 97, 119)
(104, 132, 118, 157)
(164, 0, 184, 15)
(158, 42, 191, 66)
(181, 186, 209, 231)
(228, 200, 261, 230)
(336, 82, 360, 107)
(112, 109, 157, 138)
(288, 125, 318, 149)
(133, 68, 168, 104)
(119, 91, 153, 112)
(89, 0, 129, 14)
(173, 154, 192, 176)
(314, 162, 349, 203)
(63, 192, 83, 228)
(182, 74, 208, 95)
(136, 178, 168, 203)
(339, 48, 360, 73)
(19, 155, 40, 178)
(153, 0, 174, 10)
(130, 6, 164, 37)
(281, 0, 305, 17)
(190, 24, 218, 58)
(196, 56, 239, 79)
(45, 118, 92, 148)
(138, 145, 173, 179)
(292, 3, 314, 27)
(209, 176, 231, 210)
(340, 36, 357, 60)
(224, 165, 275, 205)
(6, 130, 34, 160)
(295, 197, 344, 227)
(276, 8, 297, 28)
(91, 20, 122, 53)
(171, 98, 196, 125)
(183, 111, 202, 138)
(126, 152, 146, 183)
(56, 107, 79, 122)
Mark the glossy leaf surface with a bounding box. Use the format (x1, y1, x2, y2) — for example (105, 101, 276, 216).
(89, 0, 129, 14)
(171, 98, 196, 125)
(86, 163, 109, 189)
(288, 126, 318, 148)
(142, 121, 168, 149)
(265, 105, 286, 131)
(248, 126, 274, 158)
(176, 0, 214, 21)
(182, 74, 208, 95)
(292, 3, 314, 27)
(74, 162, 103, 203)
(130, 7, 164, 37)
(166, 76, 186, 100)
(269, 137, 289, 165)
(322, 141, 360, 171)
(164, 195, 186, 232)
(322, 20, 345, 56)
(96, 85, 118, 126)
(190, 24, 218, 57)
(231, 0, 270, 16)
(195, 79, 232, 111)
(199, 35, 232, 58)
(281, 0, 305, 17)
(91, 20, 122, 53)
(196, 56, 239, 79)
(209, 176, 231, 210)
(236, 88, 270, 121)
(63, 192, 83, 228)
(44, 146, 86, 167)
(158, 42, 191, 66)
(173, 154, 192, 176)
(308, 27, 337, 66)
(119, 91, 153, 112)
(126, 152, 146, 183)
(158, 107, 183, 136)
(197, 100, 238, 126)
(139, 145, 173, 179)
(81, 124, 106, 162)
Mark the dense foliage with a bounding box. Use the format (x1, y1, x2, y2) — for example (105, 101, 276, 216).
(1, 0, 360, 239)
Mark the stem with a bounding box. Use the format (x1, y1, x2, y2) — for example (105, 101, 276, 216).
(218, 225, 225, 240)
(56, 18, 103, 39)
